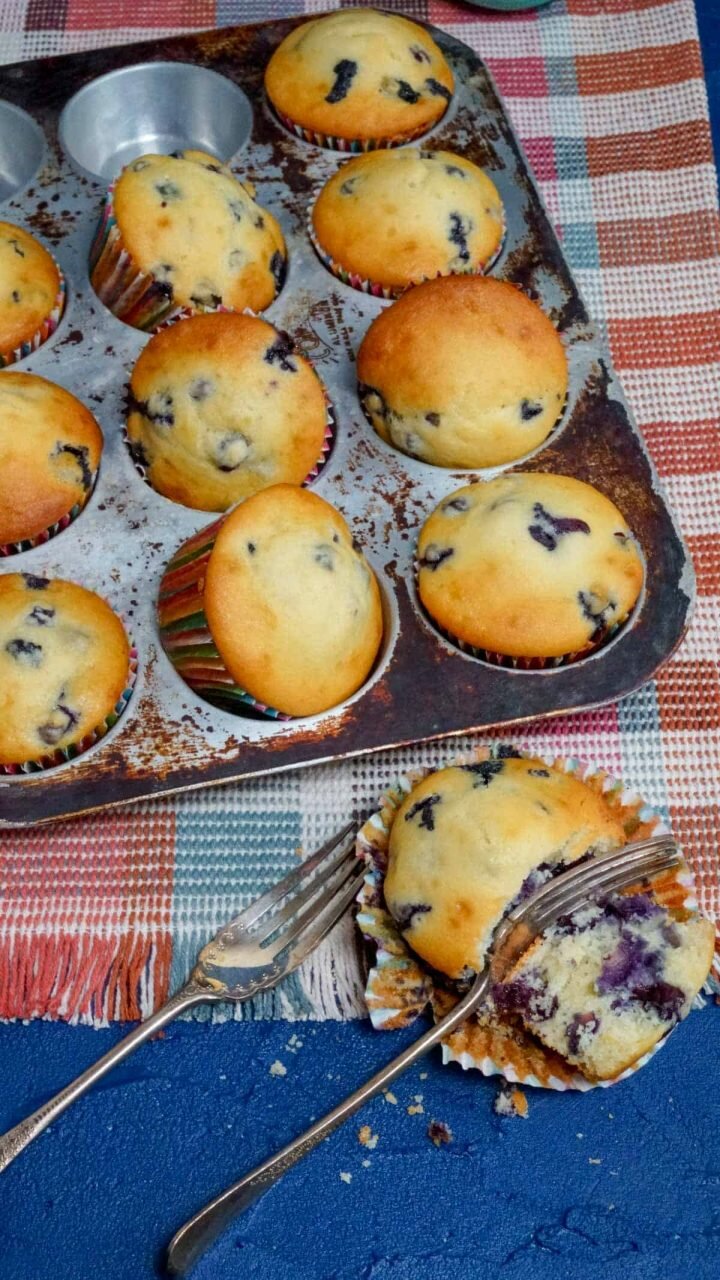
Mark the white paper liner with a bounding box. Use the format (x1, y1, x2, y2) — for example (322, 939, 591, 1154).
(356, 744, 712, 1091)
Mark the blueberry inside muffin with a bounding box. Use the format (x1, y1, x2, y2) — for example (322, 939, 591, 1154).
(383, 753, 714, 1083)
(495, 890, 714, 1080)
(126, 312, 329, 511)
(357, 276, 566, 468)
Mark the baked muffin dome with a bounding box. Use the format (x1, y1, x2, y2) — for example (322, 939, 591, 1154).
(357, 277, 567, 468)
(497, 892, 714, 1080)
(384, 755, 626, 980)
(265, 10, 453, 147)
(0, 222, 62, 363)
(104, 151, 286, 316)
(203, 485, 383, 716)
(417, 473, 644, 659)
(126, 312, 329, 512)
(0, 373, 102, 547)
(0, 574, 130, 766)
(312, 149, 503, 295)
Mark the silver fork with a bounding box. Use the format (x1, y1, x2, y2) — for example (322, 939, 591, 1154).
(167, 833, 680, 1275)
(0, 821, 362, 1175)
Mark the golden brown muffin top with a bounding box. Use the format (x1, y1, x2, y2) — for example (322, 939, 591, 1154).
(0, 222, 61, 354)
(0, 372, 102, 544)
(312, 149, 503, 292)
(417, 473, 644, 658)
(204, 485, 383, 717)
(0, 574, 130, 765)
(265, 10, 453, 143)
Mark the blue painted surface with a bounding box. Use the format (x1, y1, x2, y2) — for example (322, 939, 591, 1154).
(1, 7, 719, 1277)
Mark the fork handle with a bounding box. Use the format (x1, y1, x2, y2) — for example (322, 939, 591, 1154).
(167, 975, 490, 1276)
(0, 983, 209, 1175)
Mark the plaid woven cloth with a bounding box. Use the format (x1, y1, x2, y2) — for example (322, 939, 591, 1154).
(0, 0, 718, 1027)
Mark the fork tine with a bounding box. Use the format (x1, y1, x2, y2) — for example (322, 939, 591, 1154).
(235, 821, 355, 931)
(266, 859, 365, 957)
(254, 841, 358, 946)
(282, 868, 368, 971)
(533, 845, 680, 931)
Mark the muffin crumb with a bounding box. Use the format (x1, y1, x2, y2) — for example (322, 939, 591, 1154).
(358, 1125, 379, 1150)
(494, 1085, 529, 1119)
(269, 1059, 287, 1077)
(427, 1120, 453, 1147)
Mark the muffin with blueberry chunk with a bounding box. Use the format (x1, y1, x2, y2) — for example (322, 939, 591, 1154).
(0, 373, 103, 551)
(417, 473, 644, 662)
(0, 222, 65, 367)
(90, 150, 286, 330)
(126, 312, 330, 512)
(496, 891, 714, 1080)
(357, 277, 566, 467)
(265, 9, 453, 149)
(158, 485, 383, 718)
(385, 756, 627, 981)
(0, 574, 131, 767)
(383, 754, 714, 1082)
(311, 149, 503, 296)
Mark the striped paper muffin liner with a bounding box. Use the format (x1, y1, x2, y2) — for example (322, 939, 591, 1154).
(88, 184, 191, 332)
(307, 190, 506, 300)
(122, 308, 336, 502)
(157, 519, 292, 721)
(0, 634, 138, 776)
(0, 267, 66, 368)
(271, 103, 437, 153)
(0, 469, 99, 558)
(356, 744, 711, 1092)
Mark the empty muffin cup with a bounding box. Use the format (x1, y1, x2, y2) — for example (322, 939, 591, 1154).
(0, 102, 46, 202)
(356, 745, 708, 1091)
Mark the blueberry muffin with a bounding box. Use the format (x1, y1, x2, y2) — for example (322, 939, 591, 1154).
(417, 473, 644, 660)
(126, 312, 329, 512)
(384, 756, 626, 980)
(0, 222, 63, 366)
(496, 892, 715, 1080)
(161, 485, 383, 717)
(0, 574, 130, 766)
(265, 10, 454, 148)
(92, 150, 286, 324)
(0, 373, 102, 549)
(357, 277, 566, 467)
(311, 149, 503, 295)
(384, 754, 714, 1081)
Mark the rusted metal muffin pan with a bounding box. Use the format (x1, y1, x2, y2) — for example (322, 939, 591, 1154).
(0, 16, 693, 827)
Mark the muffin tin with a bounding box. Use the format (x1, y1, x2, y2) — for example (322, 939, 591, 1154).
(0, 16, 693, 828)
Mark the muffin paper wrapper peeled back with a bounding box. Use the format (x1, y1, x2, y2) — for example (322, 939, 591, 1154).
(272, 103, 435, 154)
(307, 187, 506, 300)
(355, 744, 716, 1092)
(0, 264, 66, 369)
(0, 632, 138, 776)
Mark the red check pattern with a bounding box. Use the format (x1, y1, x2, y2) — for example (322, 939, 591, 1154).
(0, 0, 718, 1025)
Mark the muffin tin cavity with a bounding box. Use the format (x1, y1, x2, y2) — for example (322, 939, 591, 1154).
(0, 18, 693, 826)
(0, 102, 45, 202)
(58, 63, 253, 183)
